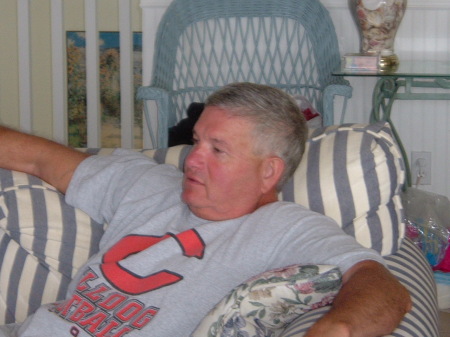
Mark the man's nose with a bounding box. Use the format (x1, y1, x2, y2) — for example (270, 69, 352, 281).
(185, 144, 205, 169)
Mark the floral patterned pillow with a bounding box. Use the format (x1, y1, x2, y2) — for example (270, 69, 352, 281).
(191, 264, 342, 337)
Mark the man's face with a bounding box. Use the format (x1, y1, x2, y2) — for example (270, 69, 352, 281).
(182, 106, 274, 221)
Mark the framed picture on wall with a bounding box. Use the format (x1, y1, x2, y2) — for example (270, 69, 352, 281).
(66, 31, 143, 148)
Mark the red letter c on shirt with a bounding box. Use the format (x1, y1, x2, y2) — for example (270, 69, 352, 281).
(101, 229, 205, 295)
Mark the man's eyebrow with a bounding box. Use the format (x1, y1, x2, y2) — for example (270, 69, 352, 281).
(211, 138, 229, 148)
(192, 130, 229, 148)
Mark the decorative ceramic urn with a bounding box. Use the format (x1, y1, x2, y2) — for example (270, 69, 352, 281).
(349, 0, 407, 70)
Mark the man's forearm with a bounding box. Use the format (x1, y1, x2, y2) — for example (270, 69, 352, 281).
(305, 260, 412, 337)
(0, 126, 90, 193)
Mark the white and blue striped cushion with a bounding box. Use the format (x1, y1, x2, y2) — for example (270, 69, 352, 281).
(283, 122, 405, 255)
(0, 169, 104, 324)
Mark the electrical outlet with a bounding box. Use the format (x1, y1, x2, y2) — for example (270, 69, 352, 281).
(411, 151, 432, 185)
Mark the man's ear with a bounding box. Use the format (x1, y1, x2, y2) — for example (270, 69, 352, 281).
(261, 156, 285, 193)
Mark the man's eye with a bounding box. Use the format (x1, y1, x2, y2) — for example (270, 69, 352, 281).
(213, 147, 223, 154)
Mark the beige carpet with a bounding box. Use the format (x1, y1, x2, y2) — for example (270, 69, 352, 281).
(439, 310, 450, 337)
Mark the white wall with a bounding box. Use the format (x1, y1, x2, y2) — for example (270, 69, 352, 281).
(140, 0, 450, 198)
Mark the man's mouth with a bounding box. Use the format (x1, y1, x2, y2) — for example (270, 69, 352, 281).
(184, 172, 203, 185)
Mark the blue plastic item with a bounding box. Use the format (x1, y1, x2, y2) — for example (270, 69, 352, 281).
(137, 0, 352, 147)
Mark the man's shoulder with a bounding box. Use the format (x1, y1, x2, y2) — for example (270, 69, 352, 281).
(254, 201, 329, 222)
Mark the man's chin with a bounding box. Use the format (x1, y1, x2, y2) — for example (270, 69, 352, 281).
(181, 195, 218, 220)
(183, 202, 212, 220)
(181, 190, 203, 209)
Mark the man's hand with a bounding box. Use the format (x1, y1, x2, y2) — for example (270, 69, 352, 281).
(0, 126, 89, 193)
(305, 260, 412, 337)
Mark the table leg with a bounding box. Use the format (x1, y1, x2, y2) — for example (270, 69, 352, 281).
(371, 77, 412, 188)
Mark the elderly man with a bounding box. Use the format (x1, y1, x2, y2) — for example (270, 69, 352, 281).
(0, 83, 410, 337)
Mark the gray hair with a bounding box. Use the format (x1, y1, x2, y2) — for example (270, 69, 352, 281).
(205, 82, 308, 190)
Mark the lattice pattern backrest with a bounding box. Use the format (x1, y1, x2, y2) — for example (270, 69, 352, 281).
(151, 0, 341, 126)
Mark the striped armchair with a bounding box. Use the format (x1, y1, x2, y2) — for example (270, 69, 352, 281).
(0, 122, 438, 336)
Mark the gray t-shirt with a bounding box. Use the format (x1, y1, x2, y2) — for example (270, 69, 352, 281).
(1, 150, 384, 337)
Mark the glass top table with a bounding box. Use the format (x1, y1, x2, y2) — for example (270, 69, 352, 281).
(333, 60, 450, 187)
(333, 60, 450, 79)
